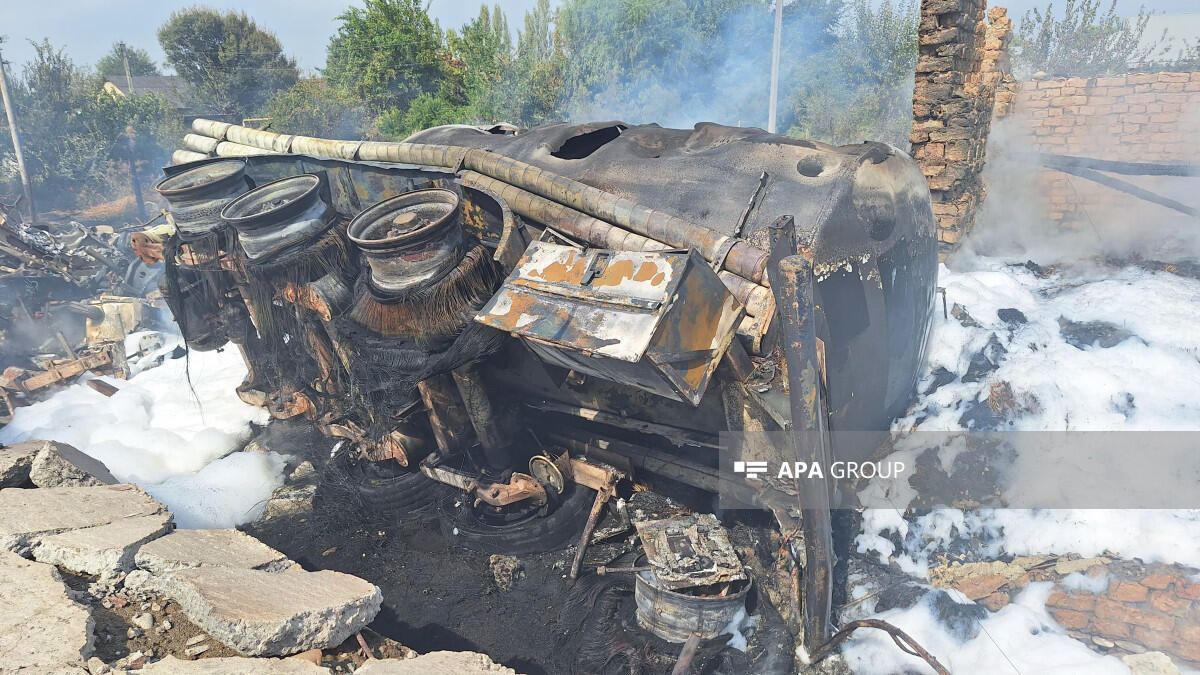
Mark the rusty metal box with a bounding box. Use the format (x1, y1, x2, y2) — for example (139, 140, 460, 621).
(475, 241, 744, 405)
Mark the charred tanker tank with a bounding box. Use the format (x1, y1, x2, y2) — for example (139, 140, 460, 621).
(159, 118, 938, 651)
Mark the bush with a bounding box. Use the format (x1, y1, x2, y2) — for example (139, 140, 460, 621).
(1012, 0, 1168, 78)
(262, 79, 367, 139)
(375, 93, 470, 140)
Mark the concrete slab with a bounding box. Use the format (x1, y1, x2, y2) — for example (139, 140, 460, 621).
(355, 652, 517, 674)
(140, 655, 329, 673)
(30, 441, 118, 487)
(148, 567, 382, 656)
(0, 485, 168, 553)
(32, 513, 173, 577)
(135, 528, 290, 574)
(0, 550, 95, 672)
(0, 441, 41, 487)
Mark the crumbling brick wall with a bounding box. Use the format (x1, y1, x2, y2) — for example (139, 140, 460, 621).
(938, 556, 1200, 667)
(1044, 560, 1200, 666)
(911, 1, 1013, 255)
(995, 72, 1200, 227)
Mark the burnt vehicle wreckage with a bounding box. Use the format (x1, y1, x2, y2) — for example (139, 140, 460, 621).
(0, 194, 166, 419)
(157, 118, 939, 668)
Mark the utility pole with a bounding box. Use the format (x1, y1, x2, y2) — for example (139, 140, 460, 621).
(0, 38, 35, 224)
(120, 41, 134, 94)
(767, 0, 783, 134)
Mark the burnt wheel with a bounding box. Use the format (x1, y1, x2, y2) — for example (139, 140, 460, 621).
(320, 446, 448, 515)
(437, 483, 595, 555)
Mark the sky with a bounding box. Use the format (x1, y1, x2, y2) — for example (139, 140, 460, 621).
(0, 0, 1195, 74)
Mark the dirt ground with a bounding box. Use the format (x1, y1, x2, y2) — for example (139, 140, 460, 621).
(244, 424, 798, 675)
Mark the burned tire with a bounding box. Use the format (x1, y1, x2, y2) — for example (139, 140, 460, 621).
(320, 448, 448, 516)
(437, 483, 595, 555)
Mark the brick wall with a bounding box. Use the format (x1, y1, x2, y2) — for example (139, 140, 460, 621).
(1044, 560, 1200, 666)
(912, 1, 1013, 255)
(939, 556, 1200, 668)
(995, 72, 1200, 228)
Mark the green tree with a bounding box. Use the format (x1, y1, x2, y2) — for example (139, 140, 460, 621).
(787, 0, 918, 146)
(96, 42, 161, 77)
(323, 0, 446, 116)
(157, 8, 299, 118)
(500, 0, 565, 126)
(376, 92, 470, 138)
(262, 78, 367, 138)
(1013, 0, 1168, 77)
(0, 40, 177, 210)
(448, 4, 514, 124)
(555, 0, 840, 128)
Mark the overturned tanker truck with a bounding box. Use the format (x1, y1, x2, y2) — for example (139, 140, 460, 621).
(159, 119, 937, 655)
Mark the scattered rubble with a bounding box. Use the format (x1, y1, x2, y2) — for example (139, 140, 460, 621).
(355, 652, 516, 674)
(142, 655, 330, 673)
(263, 462, 318, 520)
(0, 439, 41, 486)
(0, 484, 167, 553)
(1057, 316, 1138, 349)
(488, 554, 522, 591)
(0, 550, 94, 672)
(135, 528, 291, 574)
(30, 512, 173, 577)
(144, 566, 383, 656)
(29, 440, 118, 487)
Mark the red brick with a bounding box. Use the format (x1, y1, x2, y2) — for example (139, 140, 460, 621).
(1142, 574, 1177, 590)
(981, 592, 1010, 611)
(1178, 623, 1200, 644)
(1174, 640, 1200, 664)
(1110, 581, 1149, 603)
(1148, 590, 1189, 616)
(1131, 625, 1173, 650)
(1095, 598, 1176, 632)
(1090, 617, 1131, 639)
(1052, 608, 1090, 630)
(1048, 590, 1097, 612)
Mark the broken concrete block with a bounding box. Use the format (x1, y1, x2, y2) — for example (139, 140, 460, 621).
(264, 483, 317, 519)
(1121, 652, 1181, 675)
(0, 440, 42, 487)
(0, 550, 95, 672)
(135, 528, 290, 574)
(141, 655, 330, 673)
(31, 512, 173, 577)
(0, 485, 168, 553)
(30, 441, 118, 487)
(148, 566, 382, 656)
(355, 652, 516, 674)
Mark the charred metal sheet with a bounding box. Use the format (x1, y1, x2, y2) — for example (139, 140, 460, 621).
(634, 513, 747, 591)
(79, 296, 149, 345)
(475, 241, 742, 405)
(768, 216, 835, 651)
(633, 568, 751, 643)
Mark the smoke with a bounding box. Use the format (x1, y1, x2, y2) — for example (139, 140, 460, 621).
(563, 2, 811, 129)
(558, 0, 918, 146)
(960, 94, 1200, 267)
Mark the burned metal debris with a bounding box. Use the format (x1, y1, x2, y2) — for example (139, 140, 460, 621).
(153, 117, 939, 657)
(0, 195, 164, 420)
